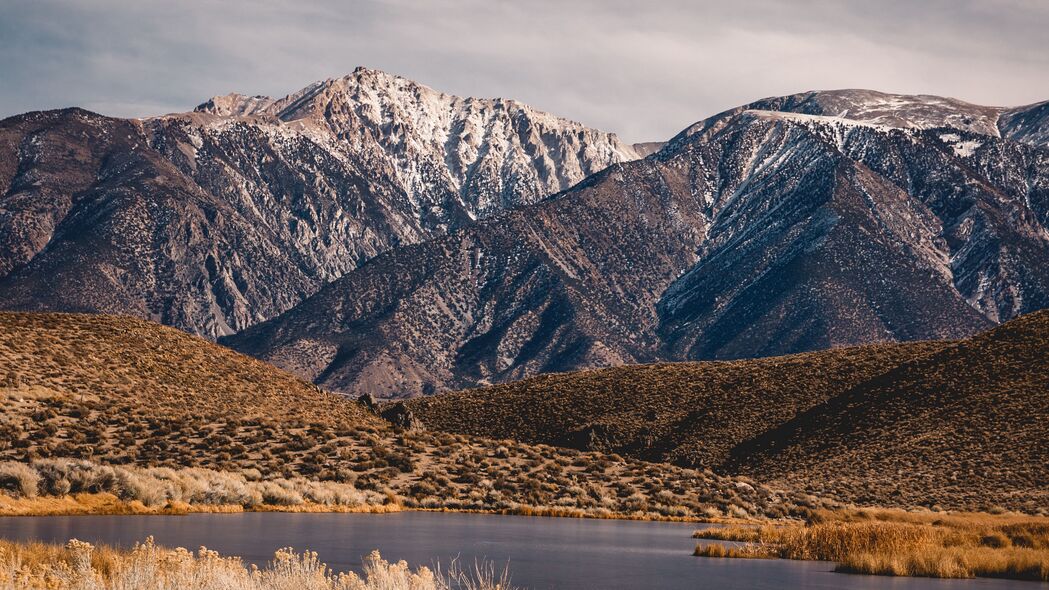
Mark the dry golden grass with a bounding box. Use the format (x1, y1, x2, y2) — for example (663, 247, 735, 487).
(0, 459, 394, 516)
(0, 492, 402, 517)
(0, 537, 515, 589)
(694, 508, 1049, 581)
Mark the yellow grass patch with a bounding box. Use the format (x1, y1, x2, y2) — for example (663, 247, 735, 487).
(0, 492, 400, 517)
(694, 508, 1049, 581)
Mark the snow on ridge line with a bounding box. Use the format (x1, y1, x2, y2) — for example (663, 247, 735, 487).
(743, 109, 901, 133)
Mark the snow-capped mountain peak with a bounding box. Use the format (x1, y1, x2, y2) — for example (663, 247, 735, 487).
(0, 69, 643, 338)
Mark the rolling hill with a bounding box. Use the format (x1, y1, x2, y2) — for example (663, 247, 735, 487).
(0, 311, 381, 436)
(408, 310, 1049, 512)
(404, 341, 947, 467)
(0, 312, 805, 519)
(730, 308, 1049, 512)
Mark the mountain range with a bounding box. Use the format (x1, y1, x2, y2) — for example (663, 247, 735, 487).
(227, 89, 1049, 397)
(2, 72, 1048, 397)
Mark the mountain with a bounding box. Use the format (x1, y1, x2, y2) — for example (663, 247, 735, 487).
(406, 310, 1049, 511)
(0, 68, 639, 337)
(226, 89, 1049, 397)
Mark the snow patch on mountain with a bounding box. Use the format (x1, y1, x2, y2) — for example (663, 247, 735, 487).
(938, 133, 983, 158)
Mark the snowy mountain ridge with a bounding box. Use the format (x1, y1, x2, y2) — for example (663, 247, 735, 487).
(192, 67, 641, 220)
(225, 88, 1049, 398)
(2, 76, 1049, 397)
(675, 89, 1049, 149)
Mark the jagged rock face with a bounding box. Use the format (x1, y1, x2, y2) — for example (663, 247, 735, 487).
(1000, 100, 1049, 148)
(224, 156, 710, 398)
(0, 109, 316, 336)
(0, 69, 639, 337)
(658, 109, 1049, 358)
(226, 90, 1049, 398)
(196, 68, 639, 223)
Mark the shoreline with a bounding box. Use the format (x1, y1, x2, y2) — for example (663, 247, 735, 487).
(4, 496, 1046, 583)
(0, 491, 742, 523)
(693, 510, 1049, 582)
(5, 492, 1044, 525)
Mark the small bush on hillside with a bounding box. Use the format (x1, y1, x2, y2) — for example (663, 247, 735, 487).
(0, 461, 39, 497)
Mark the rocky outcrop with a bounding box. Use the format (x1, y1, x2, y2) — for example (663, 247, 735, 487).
(379, 402, 423, 430)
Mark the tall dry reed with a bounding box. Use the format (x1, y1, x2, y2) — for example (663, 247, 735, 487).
(694, 509, 1049, 581)
(0, 537, 516, 590)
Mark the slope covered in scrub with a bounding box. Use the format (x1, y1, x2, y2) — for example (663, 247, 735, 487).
(409, 310, 1049, 512)
(406, 341, 945, 467)
(0, 312, 816, 520)
(731, 309, 1049, 512)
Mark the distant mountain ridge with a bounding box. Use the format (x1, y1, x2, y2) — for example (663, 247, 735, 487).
(194, 67, 640, 220)
(675, 89, 1049, 147)
(0, 68, 639, 337)
(225, 88, 1049, 397)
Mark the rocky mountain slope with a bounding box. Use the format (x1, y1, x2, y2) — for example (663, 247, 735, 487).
(226, 89, 1049, 397)
(0, 68, 639, 337)
(407, 310, 1049, 512)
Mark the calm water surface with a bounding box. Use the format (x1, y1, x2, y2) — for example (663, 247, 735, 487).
(0, 512, 1043, 590)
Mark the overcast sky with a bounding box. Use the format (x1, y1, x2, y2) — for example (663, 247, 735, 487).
(2, 0, 1047, 142)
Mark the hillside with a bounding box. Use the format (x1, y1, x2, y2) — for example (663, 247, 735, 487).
(0, 312, 809, 520)
(227, 89, 1049, 397)
(0, 312, 382, 452)
(405, 342, 946, 467)
(408, 311, 1049, 512)
(731, 309, 1049, 513)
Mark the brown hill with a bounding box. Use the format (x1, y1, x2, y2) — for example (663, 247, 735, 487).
(409, 311, 1049, 511)
(406, 342, 946, 468)
(0, 312, 809, 520)
(730, 309, 1049, 513)
(0, 312, 379, 428)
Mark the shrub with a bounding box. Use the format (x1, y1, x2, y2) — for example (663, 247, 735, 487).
(258, 481, 304, 506)
(0, 461, 40, 497)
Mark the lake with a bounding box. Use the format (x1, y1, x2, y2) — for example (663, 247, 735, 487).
(0, 512, 1042, 589)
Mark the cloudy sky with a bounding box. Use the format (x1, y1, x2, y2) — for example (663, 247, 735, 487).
(2, 0, 1047, 142)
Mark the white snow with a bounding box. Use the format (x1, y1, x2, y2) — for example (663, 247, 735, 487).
(939, 133, 983, 157)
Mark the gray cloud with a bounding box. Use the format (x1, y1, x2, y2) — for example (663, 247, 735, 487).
(1, 0, 1047, 142)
